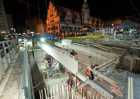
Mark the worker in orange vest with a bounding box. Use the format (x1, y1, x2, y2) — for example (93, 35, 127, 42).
(67, 74, 74, 91)
(85, 65, 93, 80)
(84, 64, 98, 80)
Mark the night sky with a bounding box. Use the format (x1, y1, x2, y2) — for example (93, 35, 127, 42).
(3, 0, 140, 30)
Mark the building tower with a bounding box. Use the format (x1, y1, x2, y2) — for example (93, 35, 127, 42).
(46, 1, 60, 33)
(81, 0, 90, 25)
(0, 0, 9, 33)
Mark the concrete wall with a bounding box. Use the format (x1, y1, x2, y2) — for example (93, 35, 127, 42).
(55, 42, 117, 65)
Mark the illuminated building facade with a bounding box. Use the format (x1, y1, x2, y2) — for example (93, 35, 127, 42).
(34, 18, 45, 33)
(46, 0, 104, 36)
(46, 2, 60, 33)
(46, 1, 82, 36)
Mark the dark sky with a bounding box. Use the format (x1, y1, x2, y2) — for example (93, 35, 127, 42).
(52, 0, 140, 19)
(4, 0, 140, 29)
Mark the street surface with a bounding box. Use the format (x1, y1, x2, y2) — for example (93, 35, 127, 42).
(0, 52, 23, 99)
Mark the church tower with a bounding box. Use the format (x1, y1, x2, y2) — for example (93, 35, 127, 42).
(82, 0, 90, 25)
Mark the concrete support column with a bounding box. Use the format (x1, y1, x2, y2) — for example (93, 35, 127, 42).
(113, 31, 116, 40)
(0, 56, 3, 81)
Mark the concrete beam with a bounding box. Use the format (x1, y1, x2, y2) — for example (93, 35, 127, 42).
(39, 42, 114, 99)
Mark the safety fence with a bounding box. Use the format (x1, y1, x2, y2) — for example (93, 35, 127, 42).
(40, 79, 113, 99)
(0, 40, 18, 82)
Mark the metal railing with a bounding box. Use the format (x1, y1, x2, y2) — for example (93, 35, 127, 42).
(0, 40, 19, 97)
(128, 77, 134, 99)
(44, 78, 116, 99)
(0, 40, 17, 82)
(21, 49, 35, 99)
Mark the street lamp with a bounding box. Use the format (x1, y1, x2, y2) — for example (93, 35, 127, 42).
(40, 37, 46, 42)
(26, 41, 32, 46)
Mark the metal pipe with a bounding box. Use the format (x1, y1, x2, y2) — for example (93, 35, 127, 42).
(128, 77, 134, 99)
(44, 88, 47, 99)
(39, 90, 42, 99)
(41, 89, 44, 99)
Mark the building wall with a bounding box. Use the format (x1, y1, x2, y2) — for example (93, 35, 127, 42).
(35, 18, 45, 33)
(82, 0, 90, 25)
(46, 1, 83, 36)
(46, 2, 60, 34)
(6, 14, 13, 28)
(46, 1, 105, 36)
(59, 8, 82, 33)
(0, 0, 9, 33)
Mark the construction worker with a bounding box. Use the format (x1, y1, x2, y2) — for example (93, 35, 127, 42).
(70, 50, 78, 59)
(85, 64, 98, 80)
(67, 74, 74, 91)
